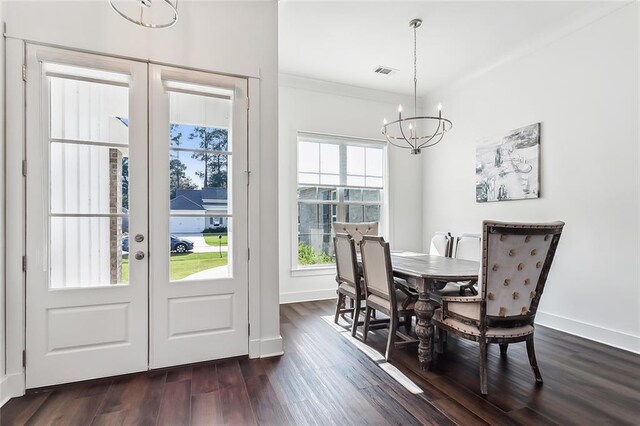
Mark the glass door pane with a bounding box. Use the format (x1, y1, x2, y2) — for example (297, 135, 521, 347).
(47, 70, 131, 288)
(167, 89, 233, 281)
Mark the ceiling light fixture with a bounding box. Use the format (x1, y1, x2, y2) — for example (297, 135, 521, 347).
(110, 0, 178, 29)
(382, 18, 452, 155)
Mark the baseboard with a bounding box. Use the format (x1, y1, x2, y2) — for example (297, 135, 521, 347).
(536, 311, 640, 354)
(280, 289, 336, 304)
(249, 336, 284, 359)
(0, 372, 25, 407)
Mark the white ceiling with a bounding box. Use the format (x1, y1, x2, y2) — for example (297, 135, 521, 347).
(279, 1, 625, 96)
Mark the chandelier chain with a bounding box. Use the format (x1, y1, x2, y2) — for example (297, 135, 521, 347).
(414, 24, 417, 119)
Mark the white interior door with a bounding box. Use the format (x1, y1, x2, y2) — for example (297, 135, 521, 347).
(149, 65, 249, 368)
(25, 45, 149, 388)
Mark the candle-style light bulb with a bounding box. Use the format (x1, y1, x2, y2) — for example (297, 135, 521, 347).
(408, 123, 413, 130)
(438, 103, 442, 111)
(383, 118, 387, 125)
(398, 104, 403, 113)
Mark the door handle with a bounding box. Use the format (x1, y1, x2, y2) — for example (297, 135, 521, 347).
(134, 251, 145, 260)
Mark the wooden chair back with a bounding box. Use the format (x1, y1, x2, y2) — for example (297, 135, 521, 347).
(430, 232, 453, 257)
(360, 236, 396, 307)
(333, 222, 378, 252)
(480, 221, 564, 328)
(333, 233, 359, 288)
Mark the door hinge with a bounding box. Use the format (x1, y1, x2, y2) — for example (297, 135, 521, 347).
(247, 97, 250, 111)
(22, 64, 27, 82)
(247, 248, 250, 261)
(245, 170, 251, 187)
(248, 323, 251, 336)
(22, 160, 27, 177)
(22, 255, 27, 272)
(22, 350, 26, 368)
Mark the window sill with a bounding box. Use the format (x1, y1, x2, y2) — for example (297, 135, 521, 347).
(290, 266, 336, 278)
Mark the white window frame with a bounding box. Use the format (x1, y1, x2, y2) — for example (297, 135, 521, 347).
(292, 131, 389, 273)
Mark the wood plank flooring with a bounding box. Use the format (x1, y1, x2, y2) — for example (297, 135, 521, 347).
(2, 300, 639, 425)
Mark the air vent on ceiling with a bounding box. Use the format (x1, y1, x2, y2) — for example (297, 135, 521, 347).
(374, 66, 397, 76)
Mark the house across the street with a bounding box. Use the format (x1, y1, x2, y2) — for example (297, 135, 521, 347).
(170, 188, 228, 233)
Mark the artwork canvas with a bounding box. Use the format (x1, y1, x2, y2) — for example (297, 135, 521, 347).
(476, 123, 540, 203)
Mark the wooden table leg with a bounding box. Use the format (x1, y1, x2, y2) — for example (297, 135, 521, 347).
(413, 279, 434, 370)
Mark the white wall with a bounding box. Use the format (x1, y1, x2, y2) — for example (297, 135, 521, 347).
(279, 75, 424, 303)
(2, 0, 280, 401)
(422, 3, 639, 353)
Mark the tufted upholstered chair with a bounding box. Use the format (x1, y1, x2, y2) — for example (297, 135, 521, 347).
(332, 222, 379, 252)
(432, 220, 565, 395)
(360, 236, 418, 360)
(333, 233, 366, 337)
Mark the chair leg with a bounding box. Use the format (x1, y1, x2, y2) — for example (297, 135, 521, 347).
(526, 337, 543, 384)
(349, 297, 355, 318)
(435, 326, 443, 354)
(351, 296, 362, 337)
(479, 339, 488, 395)
(499, 343, 508, 358)
(385, 314, 398, 361)
(363, 306, 372, 342)
(334, 293, 344, 324)
(404, 315, 412, 332)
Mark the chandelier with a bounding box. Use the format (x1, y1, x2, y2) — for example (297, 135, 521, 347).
(382, 18, 452, 155)
(110, 0, 179, 29)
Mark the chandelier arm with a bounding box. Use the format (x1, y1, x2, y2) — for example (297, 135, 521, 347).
(397, 120, 413, 149)
(418, 119, 443, 147)
(385, 129, 447, 142)
(420, 132, 446, 149)
(384, 135, 413, 149)
(417, 127, 448, 149)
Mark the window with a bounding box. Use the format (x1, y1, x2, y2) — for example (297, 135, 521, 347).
(296, 133, 386, 267)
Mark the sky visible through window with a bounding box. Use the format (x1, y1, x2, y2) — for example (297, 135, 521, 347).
(169, 124, 229, 190)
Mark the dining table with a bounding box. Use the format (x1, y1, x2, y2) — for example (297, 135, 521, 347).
(371, 251, 480, 370)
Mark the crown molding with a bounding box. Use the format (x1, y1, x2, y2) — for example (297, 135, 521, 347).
(279, 73, 420, 106)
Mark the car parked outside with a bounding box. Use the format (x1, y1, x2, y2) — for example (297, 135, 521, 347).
(121, 235, 194, 253)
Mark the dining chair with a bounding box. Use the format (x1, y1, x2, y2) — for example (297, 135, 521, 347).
(333, 233, 365, 337)
(430, 231, 463, 296)
(360, 236, 418, 361)
(429, 231, 453, 257)
(432, 220, 565, 395)
(450, 233, 482, 296)
(332, 221, 379, 251)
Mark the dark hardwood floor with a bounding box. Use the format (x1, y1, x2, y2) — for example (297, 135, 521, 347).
(2, 300, 639, 425)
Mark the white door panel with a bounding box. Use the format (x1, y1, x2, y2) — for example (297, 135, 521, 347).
(149, 65, 249, 368)
(26, 45, 149, 388)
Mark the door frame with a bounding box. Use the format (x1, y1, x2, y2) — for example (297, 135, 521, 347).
(3, 39, 266, 397)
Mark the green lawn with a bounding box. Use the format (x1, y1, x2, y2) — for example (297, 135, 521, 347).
(121, 252, 228, 281)
(204, 233, 228, 246)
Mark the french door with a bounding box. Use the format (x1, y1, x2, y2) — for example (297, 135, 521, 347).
(25, 45, 249, 388)
(148, 65, 249, 368)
